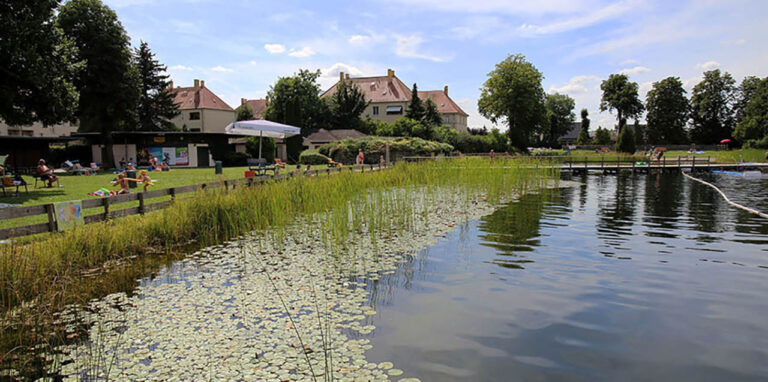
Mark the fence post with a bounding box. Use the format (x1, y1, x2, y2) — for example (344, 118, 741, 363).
(692, 156, 696, 171)
(103, 197, 110, 220)
(46, 203, 56, 233)
(138, 192, 145, 215)
(170, 187, 176, 202)
(223, 180, 229, 193)
(678, 156, 681, 168)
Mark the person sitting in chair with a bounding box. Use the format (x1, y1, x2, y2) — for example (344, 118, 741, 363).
(36, 159, 59, 187)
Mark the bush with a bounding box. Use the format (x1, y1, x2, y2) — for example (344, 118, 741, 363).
(222, 151, 249, 166)
(743, 136, 768, 149)
(299, 149, 331, 165)
(245, 136, 275, 162)
(319, 136, 453, 164)
(615, 126, 636, 153)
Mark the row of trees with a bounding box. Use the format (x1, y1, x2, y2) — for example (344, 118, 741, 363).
(2, 0, 179, 134)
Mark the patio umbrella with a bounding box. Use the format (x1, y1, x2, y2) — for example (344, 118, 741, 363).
(224, 120, 302, 160)
(720, 139, 731, 144)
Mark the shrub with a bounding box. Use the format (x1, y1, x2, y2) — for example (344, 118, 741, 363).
(222, 151, 249, 166)
(245, 136, 275, 162)
(299, 149, 331, 165)
(319, 136, 453, 164)
(743, 136, 768, 149)
(615, 126, 636, 153)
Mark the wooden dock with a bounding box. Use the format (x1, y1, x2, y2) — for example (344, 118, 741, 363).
(561, 157, 768, 174)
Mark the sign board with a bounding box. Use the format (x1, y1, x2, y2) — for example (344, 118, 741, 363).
(54, 201, 84, 231)
(153, 136, 166, 143)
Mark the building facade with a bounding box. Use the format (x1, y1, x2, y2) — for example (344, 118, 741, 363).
(0, 121, 78, 137)
(168, 79, 235, 133)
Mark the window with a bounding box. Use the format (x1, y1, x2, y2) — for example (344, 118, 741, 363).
(386, 105, 403, 115)
(189, 112, 201, 120)
(373, 106, 379, 115)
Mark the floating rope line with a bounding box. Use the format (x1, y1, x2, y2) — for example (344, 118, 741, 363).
(682, 171, 768, 219)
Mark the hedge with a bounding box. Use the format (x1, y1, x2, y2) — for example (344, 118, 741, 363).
(299, 149, 331, 165)
(318, 136, 454, 164)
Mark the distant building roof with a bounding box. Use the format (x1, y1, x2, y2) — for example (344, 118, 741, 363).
(560, 122, 582, 142)
(170, 80, 233, 112)
(418, 90, 468, 116)
(304, 129, 367, 146)
(241, 99, 268, 119)
(321, 69, 412, 103)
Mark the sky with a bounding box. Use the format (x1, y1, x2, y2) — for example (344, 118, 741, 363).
(105, 0, 768, 131)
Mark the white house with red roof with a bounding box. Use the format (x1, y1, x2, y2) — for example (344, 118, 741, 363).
(168, 79, 235, 133)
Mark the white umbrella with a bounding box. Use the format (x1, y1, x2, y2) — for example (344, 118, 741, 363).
(225, 119, 302, 160)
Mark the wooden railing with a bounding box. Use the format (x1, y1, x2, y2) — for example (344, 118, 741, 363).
(564, 156, 712, 170)
(0, 164, 380, 240)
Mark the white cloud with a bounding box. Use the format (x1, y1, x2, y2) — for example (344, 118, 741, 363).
(723, 39, 746, 46)
(288, 47, 316, 58)
(169, 65, 192, 71)
(348, 35, 371, 44)
(549, 75, 602, 94)
(620, 59, 639, 65)
(395, 36, 448, 62)
(695, 61, 720, 71)
(322, 63, 364, 78)
(517, 0, 640, 35)
(386, 0, 595, 15)
(619, 66, 651, 75)
(264, 44, 286, 54)
(210, 66, 233, 73)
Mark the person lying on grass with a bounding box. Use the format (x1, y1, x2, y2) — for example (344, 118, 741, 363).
(137, 170, 154, 192)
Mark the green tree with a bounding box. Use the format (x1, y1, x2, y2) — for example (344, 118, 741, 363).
(634, 119, 646, 146)
(478, 54, 547, 151)
(689, 69, 737, 143)
(735, 76, 761, 125)
(236, 104, 254, 121)
(246, 136, 275, 162)
(423, 99, 443, 126)
(600, 74, 644, 134)
(135, 41, 178, 131)
(543, 93, 575, 146)
(645, 77, 689, 144)
(733, 77, 768, 142)
(328, 80, 369, 130)
(592, 127, 612, 145)
(615, 125, 636, 153)
(263, 69, 329, 160)
(406, 83, 426, 121)
(577, 109, 591, 145)
(0, 0, 81, 126)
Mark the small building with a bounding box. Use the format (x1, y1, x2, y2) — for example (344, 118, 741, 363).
(0, 120, 78, 138)
(559, 122, 582, 145)
(0, 136, 78, 170)
(303, 129, 367, 150)
(168, 79, 235, 133)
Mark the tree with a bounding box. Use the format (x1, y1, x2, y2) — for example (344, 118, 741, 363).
(689, 69, 737, 144)
(733, 77, 768, 143)
(645, 77, 689, 144)
(406, 83, 426, 121)
(592, 127, 612, 145)
(615, 125, 636, 153)
(246, 136, 275, 162)
(59, 0, 141, 167)
(236, 104, 254, 121)
(423, 99, 443, 127)
(135, 41, 178, 131)
(735, 76, 761, 125)
(577, 109, 591, 145)
(634, 119, 646, 146)
(0, 0, 81, 126)
(543, 93, 575, 146)
(328, 79, 369, 130)
(263, 69, 329, 160)
(600, 74, 644, 134)
(478, 54, 547, 151)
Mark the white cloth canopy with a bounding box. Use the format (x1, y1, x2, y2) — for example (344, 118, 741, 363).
(224, 120, 301, 139)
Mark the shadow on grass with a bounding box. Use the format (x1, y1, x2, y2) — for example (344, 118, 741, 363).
(0, 189, 67, 205)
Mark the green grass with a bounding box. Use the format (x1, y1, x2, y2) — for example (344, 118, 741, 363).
(665, 149, 766, 163)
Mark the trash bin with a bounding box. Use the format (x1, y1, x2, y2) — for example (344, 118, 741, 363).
(126, 170, 137, 188)
(214, 161, 223, 175)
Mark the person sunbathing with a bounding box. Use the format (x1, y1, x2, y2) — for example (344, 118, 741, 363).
(112, 173, 131, 195)
(36, 159, 59, 187)
(137, 170, 154, 192)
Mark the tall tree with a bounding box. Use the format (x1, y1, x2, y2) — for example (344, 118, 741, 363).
(615, 125, 636, 153)
(235, 104, 254, 121)
(733, 77, 768, 143)
(328, 80, 369, 130)
(577, 109, 591, 145)
(135, 41, 178, 131)
(592, 127, 612, 145)
(645, 77, 689, 144)
(543, 93, 575, 146)
(406, 83, 426, 121)
(58, 0, 141, 147)
(600, 74, 644, 134)
(689, 69, 737, 144)
(0, 0, 81, 126)
(735, 76, 761, 125)
(423, 99, 443, 127)
(478, 54, 547, 151)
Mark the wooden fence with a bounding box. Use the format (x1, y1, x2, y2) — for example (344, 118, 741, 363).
(0, 164, 380, 240)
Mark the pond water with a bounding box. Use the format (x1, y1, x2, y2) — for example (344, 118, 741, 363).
(363, 172, 768, 381)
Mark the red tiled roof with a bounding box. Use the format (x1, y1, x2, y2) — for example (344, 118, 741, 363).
(321, 75, 412, 103)
(418, 90, 468, 116)
(242, 99, 268, 118)
(170, 86, 233, 111)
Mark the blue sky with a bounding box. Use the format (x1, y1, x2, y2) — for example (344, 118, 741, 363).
(105, 0, 768, 131)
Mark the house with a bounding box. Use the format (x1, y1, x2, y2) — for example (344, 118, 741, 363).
(0, 120, 78, 137)
(320, 69, 469, 132)
(168, 79, 235, 133)
(559, 122, 582, 145)
(303, 129, 367, 150)
(239, 98, 269, 119)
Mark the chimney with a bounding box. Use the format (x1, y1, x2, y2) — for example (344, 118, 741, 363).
(444, 85, 448, 96)
(339, 72, 344, 82)
(169, 80, 174, 90)
(194, 79, 200, 89)
(345, 73, 350, 80)
(241, 98, 246, 106)
(200, 80, 205, 88)
(387, 69, 393, 83)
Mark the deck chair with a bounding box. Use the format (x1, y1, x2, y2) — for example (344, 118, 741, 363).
(1, 176, 27, 196)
